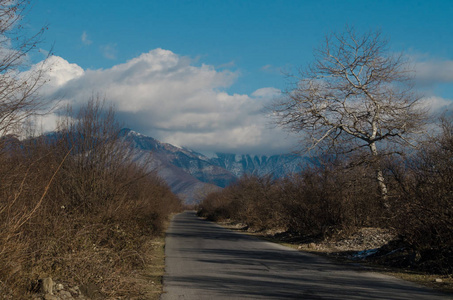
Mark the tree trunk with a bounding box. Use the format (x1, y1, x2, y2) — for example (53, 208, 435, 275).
(369, 142, 389, 208)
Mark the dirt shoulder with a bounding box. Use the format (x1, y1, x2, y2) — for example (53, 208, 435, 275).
(217, 220, 453, 295)
(132, 236, 166, 300)
(130, 217, 177, 300)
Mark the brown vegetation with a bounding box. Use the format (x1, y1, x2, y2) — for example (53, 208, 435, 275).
(198, 117, 453, 275)
(199, 157, 384, 238)
(0, 98, 182, 298)
(390, 117, 453, 273)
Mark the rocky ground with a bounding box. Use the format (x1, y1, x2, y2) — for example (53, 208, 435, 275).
(29, 277, 96, 300)
(295, 227, 396, 255)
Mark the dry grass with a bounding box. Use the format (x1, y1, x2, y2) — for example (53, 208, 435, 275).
(131, 235, 166, 300)
(0, 99, 182, 298)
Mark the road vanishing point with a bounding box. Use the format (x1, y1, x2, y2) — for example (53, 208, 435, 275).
(161, 211, 451, 300)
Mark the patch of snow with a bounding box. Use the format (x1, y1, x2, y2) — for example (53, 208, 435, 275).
(351, 248, 379, 260)
(127, 129, 143, 137)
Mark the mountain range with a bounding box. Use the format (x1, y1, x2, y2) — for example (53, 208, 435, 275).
(121, 128, 309, 203)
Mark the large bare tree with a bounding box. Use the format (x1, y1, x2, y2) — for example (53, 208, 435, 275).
(273, 28, 427, 205)
(0, 0, 48, 136)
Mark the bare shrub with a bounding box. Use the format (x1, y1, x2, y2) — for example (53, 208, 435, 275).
(198, 190, 232, 222)
(0, 135, 66, 295)
(390, 117, 453, 273)
(0, 97, 182, 298)
(199, 156, 385, 238)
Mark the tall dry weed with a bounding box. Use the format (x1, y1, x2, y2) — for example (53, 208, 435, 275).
(0, 98, 182, 298)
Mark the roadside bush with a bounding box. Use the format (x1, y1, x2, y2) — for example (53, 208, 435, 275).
(0, 98, 182, 298)
(199, 175, 286, 230)
(277, 157, 384, 237)
(198, 190, 232, 221)
(391, 117, 453, 273)
(199, 157, 384, 237)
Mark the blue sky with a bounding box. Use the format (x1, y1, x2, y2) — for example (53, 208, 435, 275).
(24, 0, 453, 154)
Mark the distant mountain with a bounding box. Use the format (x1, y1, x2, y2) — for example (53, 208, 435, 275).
(120, 129, 231, 202)
(120, 128, 309, 203)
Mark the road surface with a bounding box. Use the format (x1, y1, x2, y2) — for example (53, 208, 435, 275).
(161, 211, 450, 300)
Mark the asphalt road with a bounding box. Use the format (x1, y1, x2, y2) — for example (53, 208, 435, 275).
(161, 211, 451, 300)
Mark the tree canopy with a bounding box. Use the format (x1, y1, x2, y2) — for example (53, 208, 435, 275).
(274, 27, 426, 155)
(272, 27, 427, 203)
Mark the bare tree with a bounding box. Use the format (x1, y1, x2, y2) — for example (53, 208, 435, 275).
(0, 0, 48, 136)
(272, 27, 427, 205)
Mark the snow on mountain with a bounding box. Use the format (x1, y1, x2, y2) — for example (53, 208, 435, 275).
(120, 129, 230, 203)
(120, 128, 309, 203)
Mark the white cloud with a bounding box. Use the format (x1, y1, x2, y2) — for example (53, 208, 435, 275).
(32, 49, 296, 155)
(252, 87, 281, 99)
(413, 58, 453, 85)
(407, 53, 453, 89)
(81, 31, 92, 45)
(420, 96, 453, 115)
(43, 56, 84, 86)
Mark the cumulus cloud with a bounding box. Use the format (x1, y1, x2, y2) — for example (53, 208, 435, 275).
(33, 49, 296, 155)
(38, 56, 84, 88)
